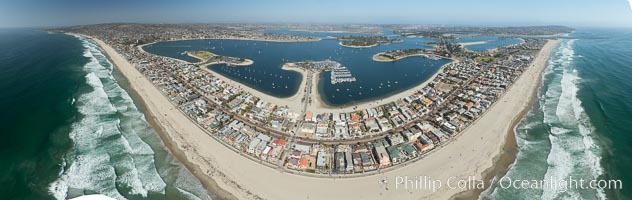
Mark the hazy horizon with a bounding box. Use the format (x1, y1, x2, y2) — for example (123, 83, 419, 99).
(1, 0, 631, 28)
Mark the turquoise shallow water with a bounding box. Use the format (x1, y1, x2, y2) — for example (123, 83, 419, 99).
(0, 30, 210, 200)
(481, 28, 632, 200)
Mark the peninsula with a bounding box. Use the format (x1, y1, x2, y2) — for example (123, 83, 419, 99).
(187, 50, 254, 66)
(53, 23, 565, 200)
(372, 48, 444, 62)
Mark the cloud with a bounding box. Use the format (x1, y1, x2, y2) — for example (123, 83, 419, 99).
(629, 0, 632, 11)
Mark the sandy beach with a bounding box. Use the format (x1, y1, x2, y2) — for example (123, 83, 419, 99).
(339, 41, 379, 48)
(306, 60, 453, 114)
(198, 62, 309, 114)
(139, 38, 451, 116)
(200, 56, 448, 115)
(458, 41, 489, 46)
(371, 53, 425, 62)
(452, 40, 560, 199)
(95, 33, 560, 200)
(372, 53, 449, 62)
(187, 52, 255, 66)
(138, 43, 309, 114)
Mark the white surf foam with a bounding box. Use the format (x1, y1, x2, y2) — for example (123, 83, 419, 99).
(483, 40, 607, 200)
(541, 40, 606, 200)
(49, 36, 168, 199)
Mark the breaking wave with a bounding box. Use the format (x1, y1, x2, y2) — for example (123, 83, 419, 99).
(481, 40, 606, 200)
(541, 40, 605, 200)
(48, 36, 210, 200)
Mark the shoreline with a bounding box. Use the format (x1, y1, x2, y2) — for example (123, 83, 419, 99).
(187, 51, 255, 66)
(451, 39, 560, 199)
(87, 31, 561, 200)
(112, 62, 238, 200)
(372, 52, 450, 62)
(287, 28, 383, 35)
(338, 41, 378, 48)
(137, 36, 321, 55)
(458, 41, 490, 46)
(197, 62, 309, 113)
(141, 38, 452, 114)
(372, 53, 424, 62)
(307, 60, 454, 114)
(81, 34, 239, 200)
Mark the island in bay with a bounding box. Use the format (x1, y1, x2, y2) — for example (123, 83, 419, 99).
(52, 23, 570, 200)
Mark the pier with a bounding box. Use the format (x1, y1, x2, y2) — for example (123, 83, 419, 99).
(330, 65, 357, 85)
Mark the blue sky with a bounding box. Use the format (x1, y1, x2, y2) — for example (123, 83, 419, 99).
(1, 0, 631, 27)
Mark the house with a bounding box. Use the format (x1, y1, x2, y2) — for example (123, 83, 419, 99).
(360, 152, 374, 169)
(300, 122, 316, 136)
(372, 143, 391, 167)
(334, 152, 346, 172)
(286, 157, 300, 169)
(345, 151, 354, 172)
(261, 146, 272, 160)
(377, 117, 392, 132)
(247, 138, 261, 154)
(305, 111, 313, 122)
(298, 157, 309, 170)
(400, 143, 418, 158)
(334, 121, 349, 138)
(386, 145, 402, 165)
(316, 151, 327, 169)
(316, 123, 329, 137)
(366, 119, 380, 132)
(386, 133, 405, 146)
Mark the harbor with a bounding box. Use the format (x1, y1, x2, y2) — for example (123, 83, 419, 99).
(330, 65, 356, 85)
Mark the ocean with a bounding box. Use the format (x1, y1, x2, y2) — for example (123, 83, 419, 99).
(0, 30, 211, 200)
(2, 28, 631, 200)
(480, 28, 632, 199)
